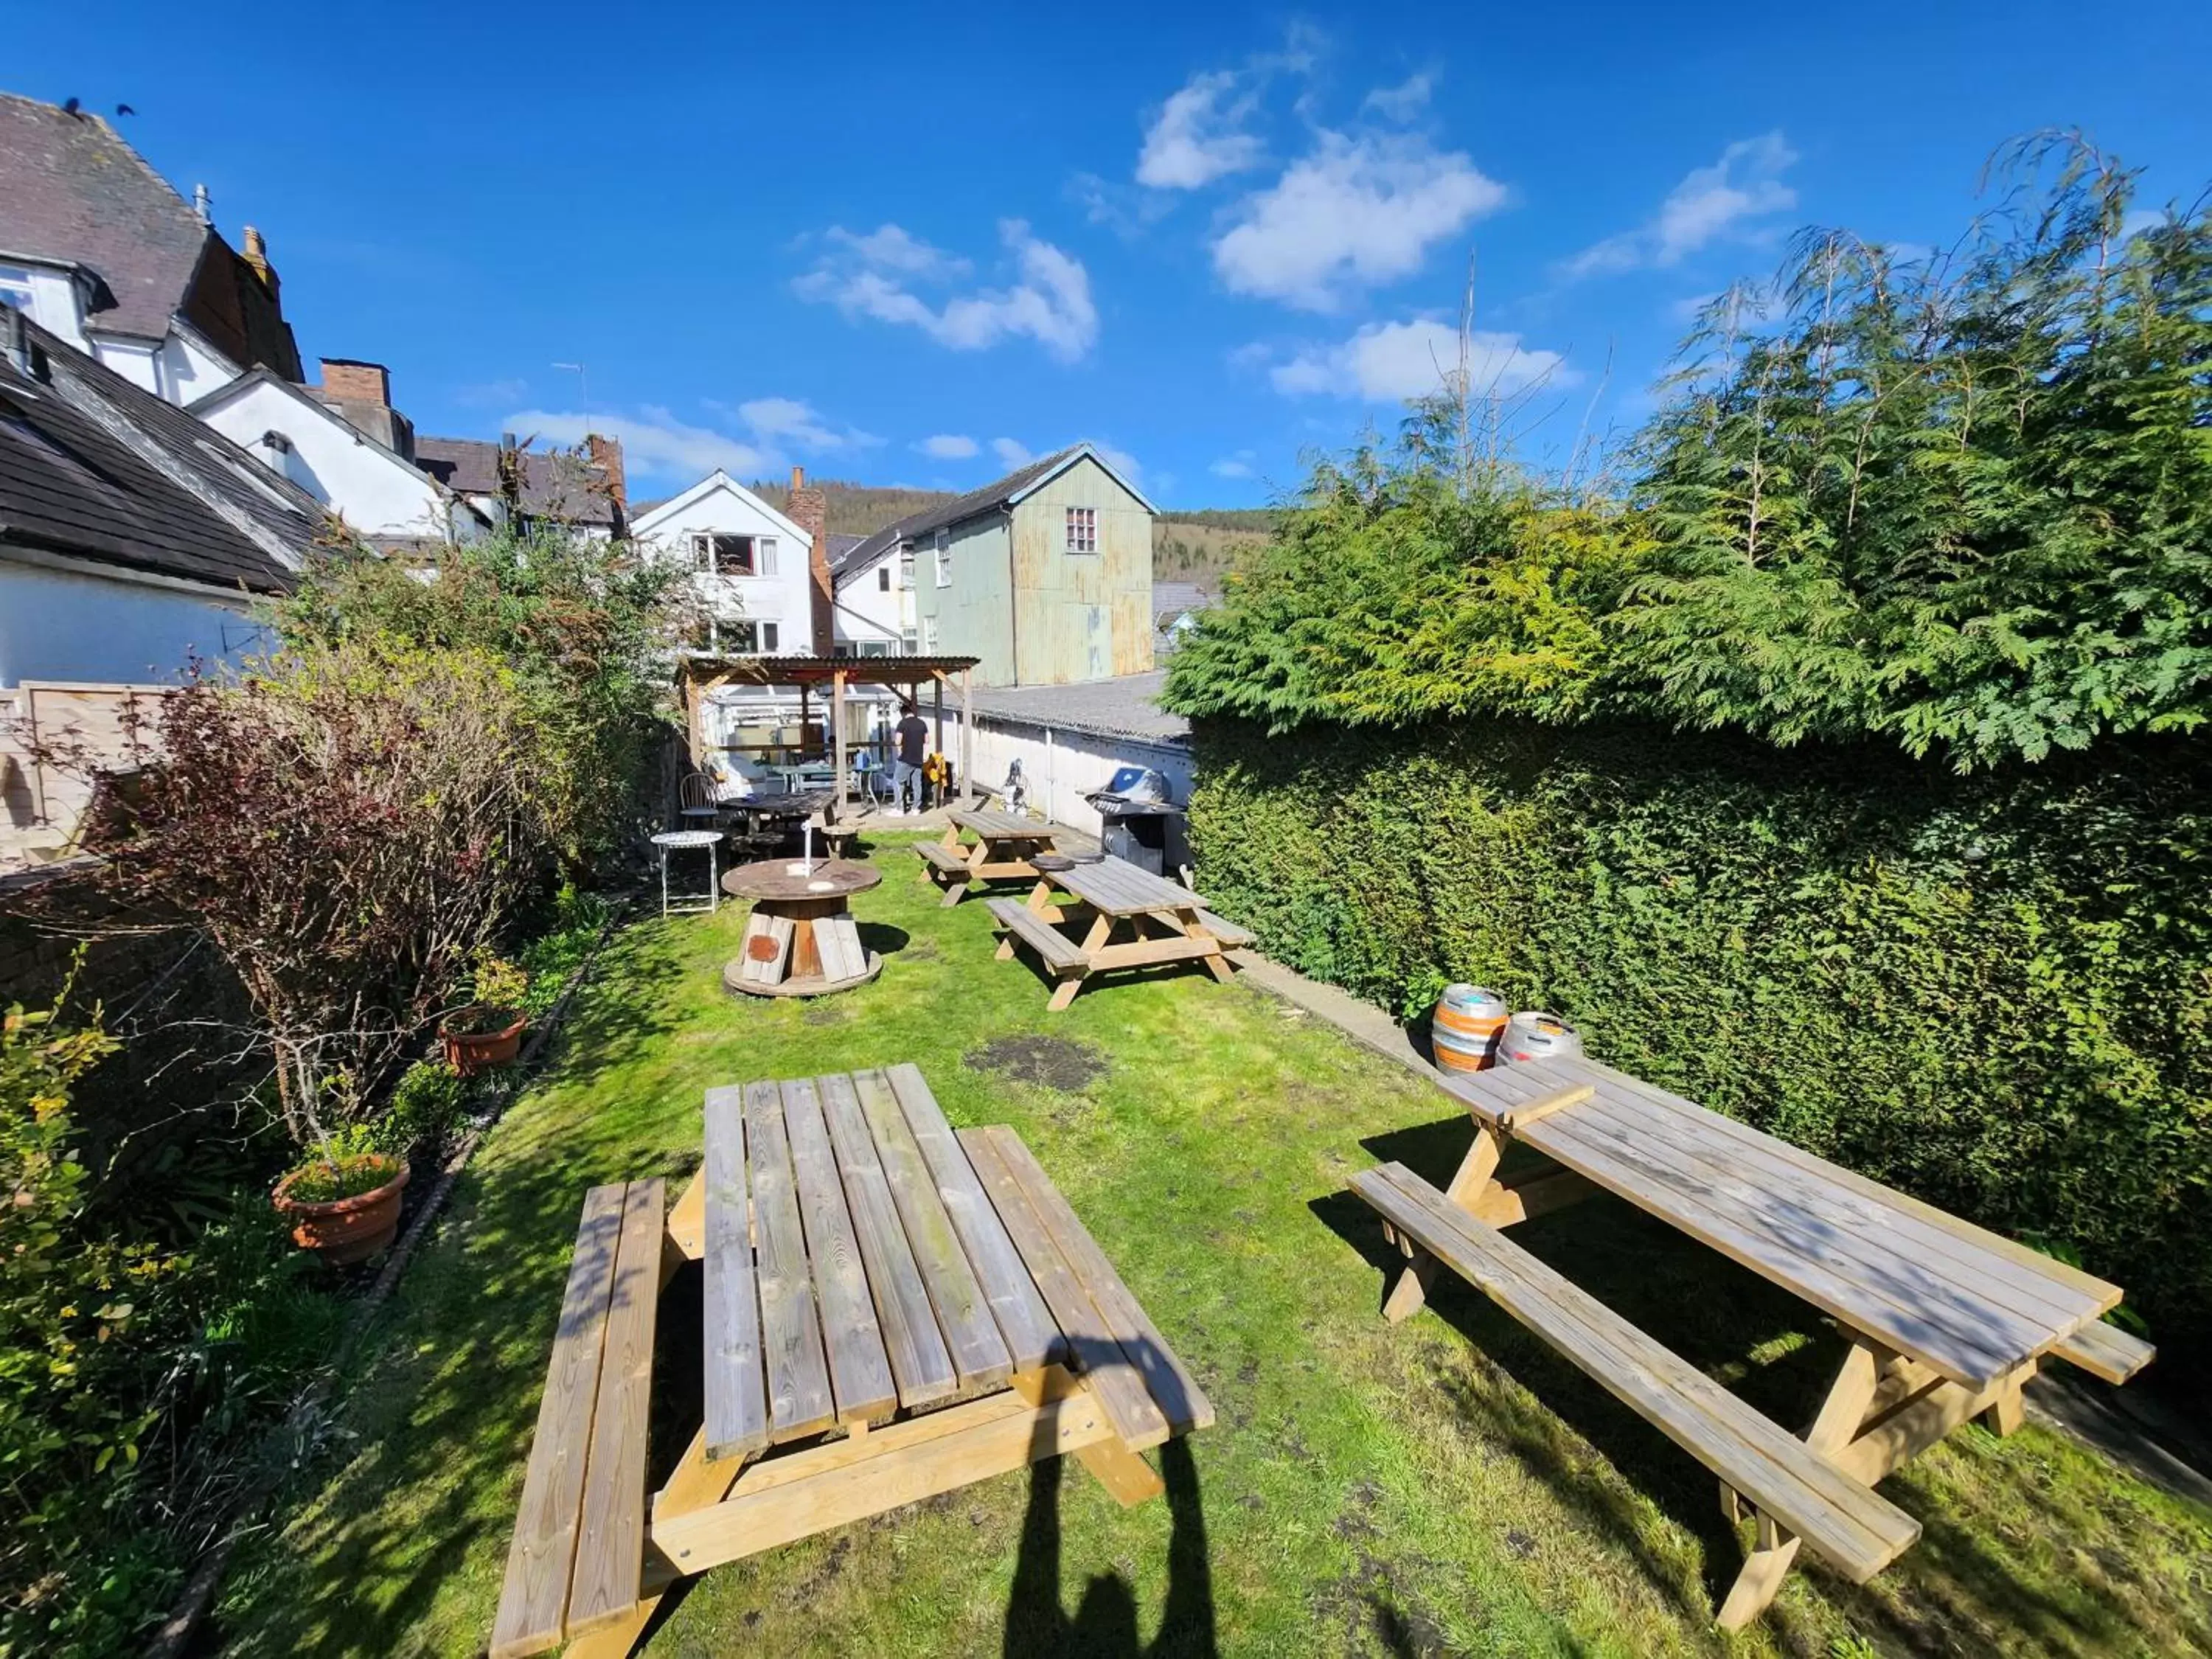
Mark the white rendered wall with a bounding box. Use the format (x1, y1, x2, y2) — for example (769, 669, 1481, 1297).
(950, 712, 1192, 836)
(632, 480, 814, 653)
(832, 547, 912, 650)
(88, 335, 162, 396)
(197, 381, 456, 541)
(159, 329, 237, 407)
(9, 265, 88, 347)
(0, 559, 265, 688)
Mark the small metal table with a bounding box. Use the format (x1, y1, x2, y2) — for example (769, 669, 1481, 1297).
(649, 830, 722, 917)
(720, 858, 884, 997)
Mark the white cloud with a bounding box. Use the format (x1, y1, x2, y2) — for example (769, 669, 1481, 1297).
(1361, 72, 1433, 122)
(796, 219, 1098, 361)
(1267, 319, 1573, 403)
(1210, 450, 1257, 479)
(453, 376, 529, 408)
(1564, 133, 1799, 278)
(1092, 442, 1146, 488)
(990, 437, 1032, 468)
(917, 434, 978, 459)
(728, 396, 872, 451)
(823, 223, 970, 279)
(1213, 131, 1508, 310)
(1138, 70, 1266, 189)
(507, 406, 768, 481)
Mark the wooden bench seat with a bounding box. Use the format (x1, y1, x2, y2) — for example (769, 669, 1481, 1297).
(984, 897, 1091, 973)
(1352, 1161, 1920, 1590)
(1192, 908, 1253, 948)
(915, 841, 971, 875)
(2052, 1318, 2157, 1384)
(490, 1179, 667, 1659)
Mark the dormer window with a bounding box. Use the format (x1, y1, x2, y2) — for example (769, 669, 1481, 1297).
(0, 266, 35, 321)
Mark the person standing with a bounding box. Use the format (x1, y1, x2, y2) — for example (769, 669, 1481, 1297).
(892, 700, 931, 814)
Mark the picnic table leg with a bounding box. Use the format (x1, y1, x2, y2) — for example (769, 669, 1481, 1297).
(563, 1425, 752, 1659)
(1717, 1334, 1887, 1630)
(1025, 878, 1056, 914)
(1009, 1368, 1164, 1507)
(1384, 1126, 1505, 1324)
(1177, 910, 1237, 984)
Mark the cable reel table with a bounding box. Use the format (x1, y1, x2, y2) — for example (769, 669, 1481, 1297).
(720, 858, 883, 997)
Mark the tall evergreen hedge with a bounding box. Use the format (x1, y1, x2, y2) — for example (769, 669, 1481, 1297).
(1187, 717, 2212, 1355)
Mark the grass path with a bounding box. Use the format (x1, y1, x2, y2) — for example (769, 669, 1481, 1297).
(216, 845, 2212, 1657)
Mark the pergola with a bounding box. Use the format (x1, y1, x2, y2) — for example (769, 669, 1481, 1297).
(675, 654, 983, 800)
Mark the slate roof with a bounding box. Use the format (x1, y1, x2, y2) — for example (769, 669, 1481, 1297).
(967, 671, 1189, 745)
(0, 319, 313, 593)
(830, 509, 928, 584)
(0, 94, 300, 375)
(414, 437, 622, 527)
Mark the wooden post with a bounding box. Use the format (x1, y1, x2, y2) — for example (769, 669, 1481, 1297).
(959, 666, 974, 807)
(797, 681, 810, 771)
(931, 672, 946, 807)
(684, 669, 702, 770)
(832, 669, 848, 814)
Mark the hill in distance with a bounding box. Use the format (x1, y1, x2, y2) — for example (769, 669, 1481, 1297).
(742, 478, 1281, 584)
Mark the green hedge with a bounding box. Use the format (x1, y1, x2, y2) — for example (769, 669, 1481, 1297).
(1187, 716, 2212, 1357)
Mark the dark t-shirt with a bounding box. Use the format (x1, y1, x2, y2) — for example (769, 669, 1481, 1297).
(895, 715, 929, 766)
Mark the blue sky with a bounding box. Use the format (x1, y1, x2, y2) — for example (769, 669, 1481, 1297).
(11, 2, 2211, 507)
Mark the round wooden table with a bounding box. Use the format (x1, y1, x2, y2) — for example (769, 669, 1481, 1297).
(720, 858, 884, 998)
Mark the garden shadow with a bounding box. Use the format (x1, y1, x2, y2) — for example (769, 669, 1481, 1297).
(1308, 1166, 1839, 1620)
(854, 920, 912, 959)
(1004, 1437, 1216, 1658)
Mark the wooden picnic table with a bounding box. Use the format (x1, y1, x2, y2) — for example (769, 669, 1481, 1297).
(719, 858, 882, 996)
(915, 805, 1062, 905)
(983, 854, 1253, 1011)
(1352, 1053, 2154, 1628)
(490, 1064, 1213, 1659)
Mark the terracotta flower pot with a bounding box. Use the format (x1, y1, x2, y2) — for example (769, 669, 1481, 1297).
(440, 1009, 527, 1076)
(272, 1158, 411, 1265)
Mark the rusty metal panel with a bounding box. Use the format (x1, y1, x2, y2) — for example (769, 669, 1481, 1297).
(1006, 456, 1152, 685)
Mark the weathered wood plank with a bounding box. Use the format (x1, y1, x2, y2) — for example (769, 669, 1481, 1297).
(962, 1126, 1208, 1448)
(489, 1185, 627, 1659)
(1355, 1162, 1918, 1583)
(885, 1064, 1061, 1371)
(565, 1178, 664, 1638)
(984, 897, 1090, 970)
(852, 1069, 1012, 1390)
(779, 1079, 897, 1423)
(1460, 1062, 2068, 1385)
(817, 1072, 959, 1408)
(742, 1080, 836, 1441)
(702, 1087, 768, 1462)
(2051, 1318, 2156, 1385)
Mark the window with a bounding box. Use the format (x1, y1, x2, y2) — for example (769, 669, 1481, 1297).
(877, 566, 891, 592)
(858, 639, 892, 658)
(933, 530, 950, 588)
(691, 617, 779, 654)
(689, 532, 761, 576)
(1065, 506, 1097, 554)
(900, 628, 918, 655)
(0, 266, 34, 319)
(921, 616, 940, 653)
(900, 548, 915, 590)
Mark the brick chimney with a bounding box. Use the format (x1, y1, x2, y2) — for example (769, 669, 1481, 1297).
(789, 464, 832, 655)
(319, 358, 388, 406)
(311, 358, 414, 459)
(585, 433, 627, 530)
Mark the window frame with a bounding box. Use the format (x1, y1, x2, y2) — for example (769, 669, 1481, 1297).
(0, 265, 36, 320)
(933, 529, 951, 588)
(1065, 506, 1098, 555)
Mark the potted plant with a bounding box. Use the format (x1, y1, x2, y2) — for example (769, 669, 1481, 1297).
(440, 956, 531, 1075)
(272, 1134, 410, 1265)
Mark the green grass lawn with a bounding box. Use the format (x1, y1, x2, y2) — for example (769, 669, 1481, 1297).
(215, 843, 2212, 1658)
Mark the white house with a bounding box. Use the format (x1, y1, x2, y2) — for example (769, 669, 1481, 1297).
(831, 514, 921, 658)
(2, 312, 320, 867)
(630, 469, 818, 657)
(0, 94, 303, 406)
(191, 364, 490, 554)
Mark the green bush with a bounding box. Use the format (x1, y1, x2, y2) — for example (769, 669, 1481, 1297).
(1187, 716, 2212, 1357)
